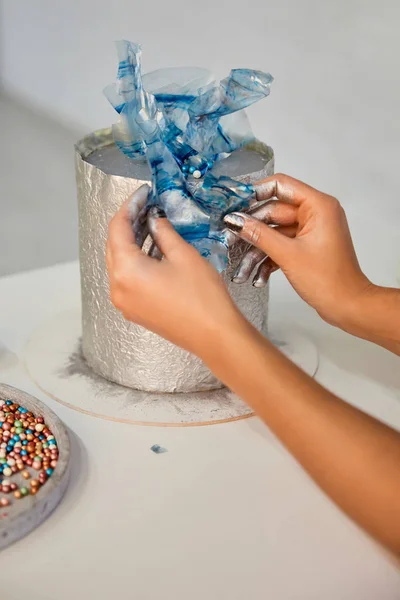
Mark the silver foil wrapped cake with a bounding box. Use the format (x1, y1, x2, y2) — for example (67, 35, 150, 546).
(75, 42, 275, 393)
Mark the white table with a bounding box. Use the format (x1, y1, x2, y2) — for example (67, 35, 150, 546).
(0, 252, 399, 599)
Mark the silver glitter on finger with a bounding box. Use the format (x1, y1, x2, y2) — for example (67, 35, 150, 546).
(232, 247, 266, 283)
(147, 205, 167, 240)
(252, 257, 278, 287)
(254, 180, 278, 202)
(133, 202, 150, 247)
(136, 223, 149, 249)
(128, 183, 151, 222)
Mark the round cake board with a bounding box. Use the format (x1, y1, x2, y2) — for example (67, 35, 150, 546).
(25, 309, 318, 427)
(0, 384, 70, 550)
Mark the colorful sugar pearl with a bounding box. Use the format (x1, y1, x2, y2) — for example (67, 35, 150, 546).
(0, 399, 58, 510)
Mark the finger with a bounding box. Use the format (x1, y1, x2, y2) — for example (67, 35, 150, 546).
(134, 204, 150, 247)
(247, 199, 297, 226)
(272, 224, 298, 238)
(223, 212, 293, 263)
(136, 202, 153, 237)
(254, 173, 332, 206)
(232, 247, 265, 283)
(232, 225, 297, 283)
(131, 186, 151, 247)
(146, 210, 163, 258)
(108, 185, 150, 257)
(137, 223, 149, 249)
(128, 184, 150, 222)
(252, 257, 279, 288)
(226, 201, 296, 249)
(147, 206, 190, 259)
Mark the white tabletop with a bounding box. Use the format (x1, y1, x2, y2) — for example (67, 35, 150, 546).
(0, 252, 399, 598)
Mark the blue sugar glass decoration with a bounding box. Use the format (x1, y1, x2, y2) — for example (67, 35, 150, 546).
(105, 41, 273, 271)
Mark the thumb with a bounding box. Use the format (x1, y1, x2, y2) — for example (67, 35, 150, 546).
(223, 212, 293, 265)
(147, 206, 189, 258)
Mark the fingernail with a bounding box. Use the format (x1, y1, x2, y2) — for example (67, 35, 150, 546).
(149, 205, 167, 219)
(223, 213, 245, 233)
(252, 278, 267, 288)
(137, 183, 151, 193)
(231, 267, 246, 284)
(252, 271, 270, 288)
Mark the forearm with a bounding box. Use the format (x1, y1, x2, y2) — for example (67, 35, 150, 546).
(340, 284, 400, 355)
(204, 316, 400, 554)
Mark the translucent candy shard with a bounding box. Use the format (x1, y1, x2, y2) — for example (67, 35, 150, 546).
(105, 41, 273, 270)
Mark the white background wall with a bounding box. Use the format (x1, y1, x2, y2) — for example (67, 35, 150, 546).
(1, 0, 400, 227)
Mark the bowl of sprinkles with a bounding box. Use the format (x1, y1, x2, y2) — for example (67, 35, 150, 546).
(0, 383, 70, 549)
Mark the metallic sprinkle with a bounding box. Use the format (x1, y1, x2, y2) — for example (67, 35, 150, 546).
(150, 445, 168, 454)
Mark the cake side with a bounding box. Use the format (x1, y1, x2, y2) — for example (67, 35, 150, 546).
(76, 130, 273, 393)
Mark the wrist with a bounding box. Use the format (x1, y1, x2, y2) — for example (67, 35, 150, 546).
(198, 309, 256, 367)
(337, 280, 375, 332)
(321, 276, 375, 334)
(335, 282, 400, 350)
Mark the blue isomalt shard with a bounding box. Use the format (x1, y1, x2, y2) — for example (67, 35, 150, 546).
(105, 40, 273, 271)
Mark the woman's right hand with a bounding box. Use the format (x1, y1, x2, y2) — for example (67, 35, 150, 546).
(224, 173, 373, 329)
